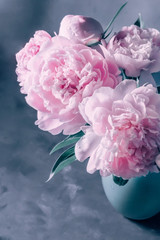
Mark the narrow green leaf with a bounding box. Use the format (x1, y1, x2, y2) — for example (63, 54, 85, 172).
(54, 155, 76, 175)
(47, 146, 76, 181)
(52, 146, 75, 170)
(134, 13, 144, 28)
(134, 18, 140, 27)
(102, 2, 128, 39)
(50, 137, 80, 155)
(50, 130, 84, 155)
(113, 175, 129, 186)
(47, 155, 76, 182)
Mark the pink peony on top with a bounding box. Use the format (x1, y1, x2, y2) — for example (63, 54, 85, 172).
(16, 35, 121, 135)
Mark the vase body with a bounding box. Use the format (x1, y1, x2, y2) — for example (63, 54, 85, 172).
(102, 172, 160, 220)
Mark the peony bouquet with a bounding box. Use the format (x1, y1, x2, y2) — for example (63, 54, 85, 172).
(16, 3, 160, 186)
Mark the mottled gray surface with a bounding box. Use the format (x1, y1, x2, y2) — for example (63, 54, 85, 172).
(1, 0, 160, 239)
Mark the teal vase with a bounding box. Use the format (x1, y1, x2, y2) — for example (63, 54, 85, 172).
(102, 172, 160, 220)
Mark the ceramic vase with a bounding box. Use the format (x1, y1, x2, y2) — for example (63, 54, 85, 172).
(102, 172, 160, 220)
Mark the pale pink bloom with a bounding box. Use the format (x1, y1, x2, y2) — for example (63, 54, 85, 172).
(75, 80, 160, 179)
(59, 15, 104, 46)
(16, 30, 51, 93)
(107, 25, 160, 77)
(24, 36, 120, 135)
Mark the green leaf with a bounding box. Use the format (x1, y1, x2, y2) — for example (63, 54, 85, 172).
(47, 146, 76, 181)
(50, 137, 80, 155)
(134, 13, 144, 28)
(47, 156, 76, 181)
(50, 131, 84, 155)
(152, 72, 160, 87)
(102, 2, 128, 39)
(113, 175, 129, 186)
(68, 130, 84, 139)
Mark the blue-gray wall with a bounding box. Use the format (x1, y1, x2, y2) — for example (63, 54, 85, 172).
(0, 1, 160, 239)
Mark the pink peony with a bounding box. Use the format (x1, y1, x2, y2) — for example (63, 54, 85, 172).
(59, 15, 104, 46)
(107, 25, 160, 77)
(23, 36, 120, 135)
(75, 80, 160, 179)
(16, 30, 51, 93)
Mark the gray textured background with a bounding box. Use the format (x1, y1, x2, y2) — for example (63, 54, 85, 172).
(1, 0, 160, 239)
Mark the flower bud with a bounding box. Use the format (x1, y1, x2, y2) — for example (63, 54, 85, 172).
(59, 15, 104, 45)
